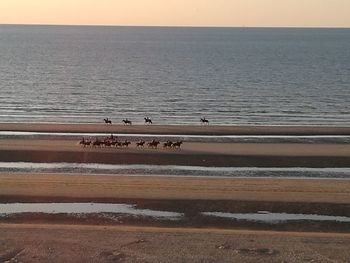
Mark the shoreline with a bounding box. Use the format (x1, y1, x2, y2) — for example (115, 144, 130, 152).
(1, 123, 350, 135)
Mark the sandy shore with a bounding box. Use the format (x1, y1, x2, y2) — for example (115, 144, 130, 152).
(1, 122, 350, 135)
(1, 174, 350, 204)
(1, 224, 350, 263)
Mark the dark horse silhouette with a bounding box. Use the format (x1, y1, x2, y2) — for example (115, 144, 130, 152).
(200, 117, 209, 125)
(172, 141, 183, 149)
(163, 141, 173, 148)
(144, 117, 152, 124)
(104, 118, 112, 124)
(92, 138, 102, 147)
(79, 138, 91, 147)
(123, 119, 132, 125)
(122, 140, 131, 147)
(136, 140, 145, 147)
(79, 137, 86, 146)
(147, 140, 160, 148)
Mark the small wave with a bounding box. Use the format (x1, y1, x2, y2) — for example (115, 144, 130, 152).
(0, 203, 183, 220)
(1, 162, 350, 179)
(202, 212, 350, 223)
(0, 131, 350, 143)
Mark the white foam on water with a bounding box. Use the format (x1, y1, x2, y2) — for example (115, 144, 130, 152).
(0, 130, 349, 139)
(0, 203, 183, 220)
(0, 162, 349, 173)
(1, 162, 350, 179)
(202, 212, 350, 223)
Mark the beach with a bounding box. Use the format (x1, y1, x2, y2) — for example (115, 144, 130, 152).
(2, 224, 350, 263)
(1, 124, 350, 262)
(1, 22, 350, 262)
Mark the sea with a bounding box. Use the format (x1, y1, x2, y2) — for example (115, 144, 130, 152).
(0, 25, 349, 126)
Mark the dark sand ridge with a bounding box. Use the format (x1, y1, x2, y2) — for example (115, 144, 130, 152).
(1, 140, 350, 156)
(1, 139, 350, 167)
(1, 123, 350, 135)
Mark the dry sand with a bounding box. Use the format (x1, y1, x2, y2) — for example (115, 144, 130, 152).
(1, 174, 350, 204)
(1, 224, 350, 263)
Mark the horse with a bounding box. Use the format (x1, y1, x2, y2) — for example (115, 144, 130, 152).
(92, 138, 102, 147)
(110, 140, 119, 147)
(172, 141, 183, 149)
(144, 117, 152, 124)
(103, 138, 113, 147)
(163, 141, 173, 148)
(122, 140, 131, 147)
(147, 140, 160, 148)
(136, 140, 145, 148)
(79, 138, 91, 147)
(106, 135, 118, 147)
(79, 138, 86, 146)
(116, 141, 123, 148)
(104, 118, 112, 124)
(123, 119, 132, 125)
(200, 117, 209, 125)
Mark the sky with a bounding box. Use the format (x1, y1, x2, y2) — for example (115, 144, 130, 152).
(0, 0, 350, 28)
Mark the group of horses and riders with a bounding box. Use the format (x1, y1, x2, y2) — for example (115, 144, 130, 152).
(79, 135, 183, 150)
(90, 116, 208, 150)
(104, 117, 209, 125)
(79, 135, 130, 148)
(104, 117, 153, 125)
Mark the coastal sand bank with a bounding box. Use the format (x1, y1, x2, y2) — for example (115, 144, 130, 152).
(1, 174, 349, 204)
(1, 124, 350, 261)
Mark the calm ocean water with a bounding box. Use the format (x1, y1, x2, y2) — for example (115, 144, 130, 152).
(0, 25, 349, 125)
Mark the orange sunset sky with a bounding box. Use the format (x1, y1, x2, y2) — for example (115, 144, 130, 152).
(0, 0, 350, 27)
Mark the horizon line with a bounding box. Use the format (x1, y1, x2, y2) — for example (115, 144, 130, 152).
(1, 23, 350, 29)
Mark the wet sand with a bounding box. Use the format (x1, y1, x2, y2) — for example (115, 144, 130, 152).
(1, 122, 350, 135)
(0, 139, 350, 167)
(0, 174, 349, 256)
(1, 174, 350, 233)
(1, 139, 350, 156)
